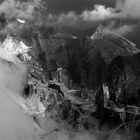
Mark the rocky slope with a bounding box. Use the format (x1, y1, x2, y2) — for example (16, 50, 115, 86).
(0, 23, 140, 139)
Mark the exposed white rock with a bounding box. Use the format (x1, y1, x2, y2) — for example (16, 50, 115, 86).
(2, 35, 31, 62)
(0, 47, 20, 63)
(90, 25, 103, 40)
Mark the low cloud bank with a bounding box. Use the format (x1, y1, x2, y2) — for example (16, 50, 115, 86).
(0, 50, 39, 139)
(0, 0, 139, 36)
(46, 0, 140, 35)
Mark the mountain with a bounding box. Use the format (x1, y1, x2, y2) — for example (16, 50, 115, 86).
(4, 23, 138, 90)
(89, 26, 140, 63)
(2, 23, 139, 95)
(27, 25, 140, 90)
(0, 47, 40, 140)
(0, 22, 140, 139)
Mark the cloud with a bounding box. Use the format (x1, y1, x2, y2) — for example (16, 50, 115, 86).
(111, 25, 136, 35)
(46, 5, 115, 29)
(0, 0, 139, 36)
(82, 0, 140, 20)
(47, 5, 114, 27)
(46, 0, 116, 14)
(80, 0, 140, 20)
(46, 0, 140, 28)
(116, 0, 140, 19)
(0, 0, 36, 20)
(81, 5, 114, 21)
(102, 23, 137, 36)
(0, 0, 46, 36)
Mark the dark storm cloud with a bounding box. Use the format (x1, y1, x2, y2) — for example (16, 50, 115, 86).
(0, 0, 140, 36)
(47, 0, 140, 24)
(45, 0, 140, 35)
(46, 0, 116, 14)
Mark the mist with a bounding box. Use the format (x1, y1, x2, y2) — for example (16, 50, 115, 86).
(0, 0, 36, 20)
(101, 21, 138, 36)
(0, 0, 139, 36)
(0, 56, 122, 139)
(116, 0, 140, 19)
(0, 50, 41, 140)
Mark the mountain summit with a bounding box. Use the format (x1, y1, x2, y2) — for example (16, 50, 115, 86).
(88, 26, 140, 63)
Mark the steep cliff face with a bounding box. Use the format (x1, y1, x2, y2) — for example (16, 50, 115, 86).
(29, 26, 140, 91)
(0, 25, 140, 139)
(4, 25, 139, 105)
(89, 26, 140, 64)
(121, 54, 140, 104)
(64, 27, 140, 89)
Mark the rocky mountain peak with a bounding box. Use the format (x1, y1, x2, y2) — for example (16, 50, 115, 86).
(89, 25, 103, 40)
(87, 25, 140, 63)
(2, 35, 31, 62)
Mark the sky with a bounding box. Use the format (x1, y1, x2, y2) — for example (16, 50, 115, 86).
(46, 0, 116, 14)
(0, 0, 140, 37)
(45, 0, 140, 46)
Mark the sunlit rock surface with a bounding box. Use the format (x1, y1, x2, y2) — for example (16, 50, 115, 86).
(3, 35, 31, 61)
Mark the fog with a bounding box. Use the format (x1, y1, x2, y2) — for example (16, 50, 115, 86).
(0, 56, 41, 140)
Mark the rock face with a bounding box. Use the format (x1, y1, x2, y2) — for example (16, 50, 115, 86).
(20, 25, 140, 110)
(108, 54, 140, 106)
(1, 24, 140, 138)
(63, 27, 140, 90)
(89, 26, 140, 64)
(28, 26, 140, 92)
(3, 27, 139, 92)
(2, 35, 31, 62)
(88, 27, 140, 107)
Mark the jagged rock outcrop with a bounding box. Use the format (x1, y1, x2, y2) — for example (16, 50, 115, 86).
(29, 26, 140, 92)
(2, 35, 31, 62)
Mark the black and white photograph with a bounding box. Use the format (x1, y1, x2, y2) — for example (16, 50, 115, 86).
(0, 0, 140, 139)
